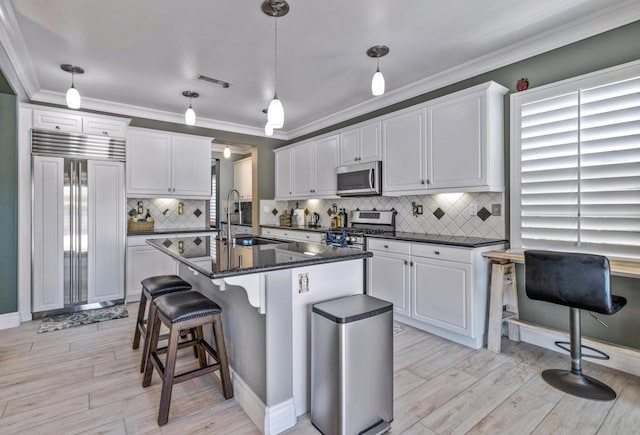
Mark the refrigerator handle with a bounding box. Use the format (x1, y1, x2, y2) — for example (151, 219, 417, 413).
(69, 161, 76, 304)
(77, 160, 82, 305)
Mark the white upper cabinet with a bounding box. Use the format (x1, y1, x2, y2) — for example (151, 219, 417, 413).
(382, 108, 427, 194)
(275, 147, 293, 199)
(292, 141, 314, 196)
(233, 157, 253, 201)
(126, 128, 211, 198)
(338, 120, 381, 165)
(171, 135, 212, 197)
(276, 81, 506, 199)
(383, 81, 507, 196)
(275, 135, 338, 200)
(82, 115, 128, 138)
(33, 108, 128, 137)
(312, 134, 338, 196)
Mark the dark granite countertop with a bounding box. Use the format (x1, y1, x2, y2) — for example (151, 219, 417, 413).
(146, 235, 371, 279)
(367, 232, 507, 248)
(128, 228, 218, 236)
(219, 221, 252, 227)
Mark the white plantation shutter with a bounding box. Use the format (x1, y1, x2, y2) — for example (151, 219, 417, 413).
(210, 175, 217, 224)
(511, 61, 640, 259)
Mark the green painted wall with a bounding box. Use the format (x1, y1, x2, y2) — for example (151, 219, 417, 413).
(0, 90, 18, 315)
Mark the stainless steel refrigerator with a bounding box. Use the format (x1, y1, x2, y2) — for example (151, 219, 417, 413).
(32, 129, 126, 316)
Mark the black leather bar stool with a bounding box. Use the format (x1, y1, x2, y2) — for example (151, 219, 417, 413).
(525, 250, 627, 401)
(142, 291, 233, 426)
(132, 275, 193, 372)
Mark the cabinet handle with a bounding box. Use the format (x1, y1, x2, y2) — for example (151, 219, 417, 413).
(55, 125, 61, 130)
(410, 261, 414, 267)
(173, 188, 176, 192)
(403, 260, 408, 265)
(306, 235, 310, 239)
(421, 179, 425, 185)
(434, 251, 440, 255)
(102, 130, 109, 136)
(384, 244, 389, 248)
(168, 188, 171, 192)
(426, 179, 430, 184)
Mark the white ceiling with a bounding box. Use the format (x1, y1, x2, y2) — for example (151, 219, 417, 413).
(5, 0, 640, 138)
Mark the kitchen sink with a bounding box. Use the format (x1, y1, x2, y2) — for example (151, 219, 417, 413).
(233, 236, 286, 246)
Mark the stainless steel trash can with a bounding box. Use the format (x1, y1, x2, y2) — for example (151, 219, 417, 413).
(311, 294, 393, 435)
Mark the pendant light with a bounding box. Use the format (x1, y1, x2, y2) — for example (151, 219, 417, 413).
(61, 64, 84, 109)
(223, 146, 231, 159)
(367, 45, 389, 96)
(182, 91, 199, 126)
(262, 0, 289, 129)
(262, 108, 274, 137)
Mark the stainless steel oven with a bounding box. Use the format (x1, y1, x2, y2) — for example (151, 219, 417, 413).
(336, 161, 382, 197)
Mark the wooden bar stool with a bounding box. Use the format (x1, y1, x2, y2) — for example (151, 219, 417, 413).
(142, 291, 233, 426)
(132, 275, 193, 372)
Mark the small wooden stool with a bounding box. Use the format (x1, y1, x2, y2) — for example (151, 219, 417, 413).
(142, 291, 233, 426)
(486, 260, 520, 353)
(132, 275, 193, 372)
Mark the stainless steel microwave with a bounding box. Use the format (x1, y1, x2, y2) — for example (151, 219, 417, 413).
(336, 161, 382, 197)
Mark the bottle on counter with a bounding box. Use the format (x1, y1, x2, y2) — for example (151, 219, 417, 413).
(341, 208, 348, 227)
(336, 211, 342, 227)
(145, 208, 152, 221)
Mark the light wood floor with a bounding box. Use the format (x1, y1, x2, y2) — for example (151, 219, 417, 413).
(0, 304, 638, 434)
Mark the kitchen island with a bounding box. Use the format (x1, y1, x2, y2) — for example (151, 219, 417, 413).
(146, 235, 372, 434)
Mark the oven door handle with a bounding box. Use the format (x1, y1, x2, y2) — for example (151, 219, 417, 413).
(368, 168, 374, 191)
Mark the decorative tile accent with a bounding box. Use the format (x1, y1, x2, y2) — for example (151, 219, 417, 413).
(477, 207, 492, 221)
(327, 208, 333, 216)
(194, 209, 202, 217)
(127, 198, 207, 231)
(162, 239, 172, 247)
(271, 208, 278, 216)
(283, 191, 505, 238)
(194, 237, 202, 246)
(433, 207, 445, 220)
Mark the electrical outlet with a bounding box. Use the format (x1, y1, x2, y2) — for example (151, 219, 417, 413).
(298, 272, 309, 293)
(469, 203, 478, 216)
(491, 204, 502, 216)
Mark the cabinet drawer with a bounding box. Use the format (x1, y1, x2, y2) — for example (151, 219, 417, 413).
(366, 238, 411, 255)
(83, 116, 127, 138)
(261, 227, 322, 243)
(33, 110, 82, 133)
(411, 243, 471, 263)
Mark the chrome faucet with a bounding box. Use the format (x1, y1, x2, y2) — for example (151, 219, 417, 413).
(226, 188, 241, 245)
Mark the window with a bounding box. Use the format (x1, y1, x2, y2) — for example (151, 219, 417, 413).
(511, 60, 640, 259)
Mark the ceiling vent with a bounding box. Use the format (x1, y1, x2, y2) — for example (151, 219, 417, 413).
(197, 74, 231, 88)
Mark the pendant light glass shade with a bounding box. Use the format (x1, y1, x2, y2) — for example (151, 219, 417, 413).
(267, 96, 284, 129)
(66, 85, 81, 109)
(185, 106, 196, 126)
(223, 146, 231, 159)
(371, 67, 385, 96)
(264, 121, 274, 136)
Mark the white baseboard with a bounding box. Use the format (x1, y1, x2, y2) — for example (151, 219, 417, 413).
(395, 314, 484, 350)
(0, 312, 21, 329)
(20, 310, 32, 322)
(231, 368, 296, 434)
(512, 319, 640, 377)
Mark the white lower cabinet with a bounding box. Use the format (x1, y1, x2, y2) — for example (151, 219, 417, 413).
(367, 238, 500, 349)
(126, 236, 178, 302)
(368, 250, 411, 317)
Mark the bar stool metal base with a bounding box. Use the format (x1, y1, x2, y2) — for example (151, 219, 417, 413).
(542, 369, 616, 401)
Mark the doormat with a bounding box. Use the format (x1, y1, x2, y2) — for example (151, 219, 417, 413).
(38, 305, 129, 333)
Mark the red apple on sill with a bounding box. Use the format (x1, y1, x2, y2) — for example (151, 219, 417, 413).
(517, 78, 529, 92)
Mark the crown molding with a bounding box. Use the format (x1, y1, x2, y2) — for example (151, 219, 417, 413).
(3, 0, 639, 141)
(286, 0, 640, 139)
(30, 89, 290, 140)
(0, 0, 39, 97)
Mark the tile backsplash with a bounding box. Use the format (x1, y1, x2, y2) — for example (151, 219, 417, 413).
(260, 192, 505, 239)
(127, 198, 207, 230)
